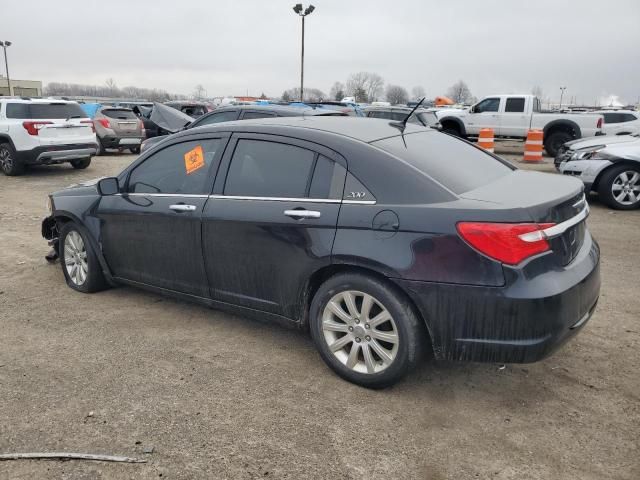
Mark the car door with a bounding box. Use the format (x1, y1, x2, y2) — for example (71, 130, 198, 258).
(499, 96, 528, 137)
(97, 134, 228, 296)
(466, 97, 501, 135)
(201, 133, 346, 319)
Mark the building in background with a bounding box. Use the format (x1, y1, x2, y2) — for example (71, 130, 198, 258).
(0, 75, 43, 97)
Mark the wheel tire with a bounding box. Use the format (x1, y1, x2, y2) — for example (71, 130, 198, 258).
(0, 142, 25, 176)
(597, 165, 640, 210)
(129, 146, 141, 154)
(544, 131, 572, 157)
(59, 222, 108, 293)
(96, 137, 106, 156)
(309, 273, 425, 389)
(441, 124, 461, 137)
(70, 158, 91, 169)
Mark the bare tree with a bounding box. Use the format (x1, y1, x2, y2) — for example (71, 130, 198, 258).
(386, 85, 409, 105)
(447, 80, 473, 104)
(105, 78, 118, 96)
(346, 72, 368, 101)
(193, 84, 206, 100)
(411, 86, 426, 100)
(259, 92, 267, 99)
(282, 87, 325, 102)
(346, 72, 385, 102)
(330, 81, 345, 101)
(531, 85, 544, 99)
(364, 73, 384, 102)
(281, 90, 292, 102)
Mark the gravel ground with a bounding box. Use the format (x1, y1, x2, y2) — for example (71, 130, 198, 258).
(0, 145, 638, 480)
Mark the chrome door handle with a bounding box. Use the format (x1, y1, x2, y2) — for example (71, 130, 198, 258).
(170, 204, 197, 212)
(284, 209, 321, 219)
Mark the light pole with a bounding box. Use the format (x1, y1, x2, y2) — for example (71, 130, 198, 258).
(559, 86, 567, 110)
(292, 4, 315, 102)
(0, 41, 12, 96)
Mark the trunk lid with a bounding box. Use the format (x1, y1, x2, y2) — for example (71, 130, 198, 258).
(461, 170, 587, 265)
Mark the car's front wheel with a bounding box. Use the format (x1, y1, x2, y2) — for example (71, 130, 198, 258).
(59, 222, 107, 293)
(598, 165, 640, 210)
(310, 273, 425, 388)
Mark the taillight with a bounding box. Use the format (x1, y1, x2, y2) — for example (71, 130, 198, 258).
(457, 222, 555, 265)
(597, 117, 603, 128)
(96, 118, 111, 129)
(22, 121, 53, 136)
(81, 119, 95, 133)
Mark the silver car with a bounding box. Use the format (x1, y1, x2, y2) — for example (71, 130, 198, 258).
(558, 136, 640, 209)
(94, 107, 145, 155)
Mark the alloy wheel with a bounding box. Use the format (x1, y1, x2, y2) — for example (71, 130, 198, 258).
(611, 170, 640, 206)
(64, 231, 88, 286)
(0, 146, 13, 171)
(322, 290, 399, 374)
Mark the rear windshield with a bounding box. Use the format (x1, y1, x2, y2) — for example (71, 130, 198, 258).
(6, 102, 86, 120)
(372, 131, 513, 194)
(101, 108, 137, 120)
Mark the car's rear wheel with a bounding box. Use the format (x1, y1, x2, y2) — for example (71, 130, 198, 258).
(59, 222, 107, 293)
(129, 146, 141, 154)
(310, 273, 425, 388)
(70, 158, 91, 169)
(0, 143, 25, 176)
(597, 165, 640, 210)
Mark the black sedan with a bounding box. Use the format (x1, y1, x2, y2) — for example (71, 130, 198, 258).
(42, 117, 600, 388)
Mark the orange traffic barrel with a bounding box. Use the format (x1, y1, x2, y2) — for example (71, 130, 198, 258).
(477, 128, 495, 153)
(523, 129, 544, 162)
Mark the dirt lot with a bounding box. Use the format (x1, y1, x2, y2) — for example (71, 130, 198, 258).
(0, 146, 638, 480)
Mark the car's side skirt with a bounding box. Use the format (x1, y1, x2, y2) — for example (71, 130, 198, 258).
(113, 277, 301, 329)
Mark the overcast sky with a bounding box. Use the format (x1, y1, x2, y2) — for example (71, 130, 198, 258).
(3, 0, 639, 104)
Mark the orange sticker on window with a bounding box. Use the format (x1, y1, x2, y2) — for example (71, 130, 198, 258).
(184, 145, 205, 175)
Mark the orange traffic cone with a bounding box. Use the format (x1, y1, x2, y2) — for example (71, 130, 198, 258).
(523, 129, 544, 162)
(477, 128, 495, 153)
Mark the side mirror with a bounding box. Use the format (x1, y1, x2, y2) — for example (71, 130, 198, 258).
(469, 106, 475, 114)
(98, 177, 119, 195)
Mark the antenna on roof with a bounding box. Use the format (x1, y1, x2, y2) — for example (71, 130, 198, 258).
(389, 97, 425, 132)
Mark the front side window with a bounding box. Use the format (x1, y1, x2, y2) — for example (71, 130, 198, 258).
(127, 139, 221, 194)
(505, 98, 525, 113)
(224, 139, 316, 198)
(474, 98, 500, 113)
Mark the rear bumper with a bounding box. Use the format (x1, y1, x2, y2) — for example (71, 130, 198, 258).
(396, 232, 601, 363)
(99, 135, 144, 149)
(16, 143, 98, 165)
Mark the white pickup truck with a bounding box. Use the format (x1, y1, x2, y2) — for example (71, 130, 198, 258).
(436, 94, 604, 156)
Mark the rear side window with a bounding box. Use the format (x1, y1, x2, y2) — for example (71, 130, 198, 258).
(101, 109, 137, 119)
(224, 139, 315, 198)
(308, 156, 345, 199)
(194, 110, 238, 126)
(6, 102, 86, 119)
(127, 139, 222, 195)
(372, 131, 512, 194)
(241, 111, 277, 120)
(505, 98, 525, 113)
(603, 113, 621, 123)
(621, 113, 638, 122)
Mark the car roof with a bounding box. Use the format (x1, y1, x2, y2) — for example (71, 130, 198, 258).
(184, 115, 426, 143)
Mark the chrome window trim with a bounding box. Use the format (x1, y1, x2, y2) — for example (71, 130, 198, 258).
(114, 193, 376, 205)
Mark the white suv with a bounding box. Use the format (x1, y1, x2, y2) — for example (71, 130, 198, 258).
(595, 110, 640, 136)
(0, 98, 98, 176)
